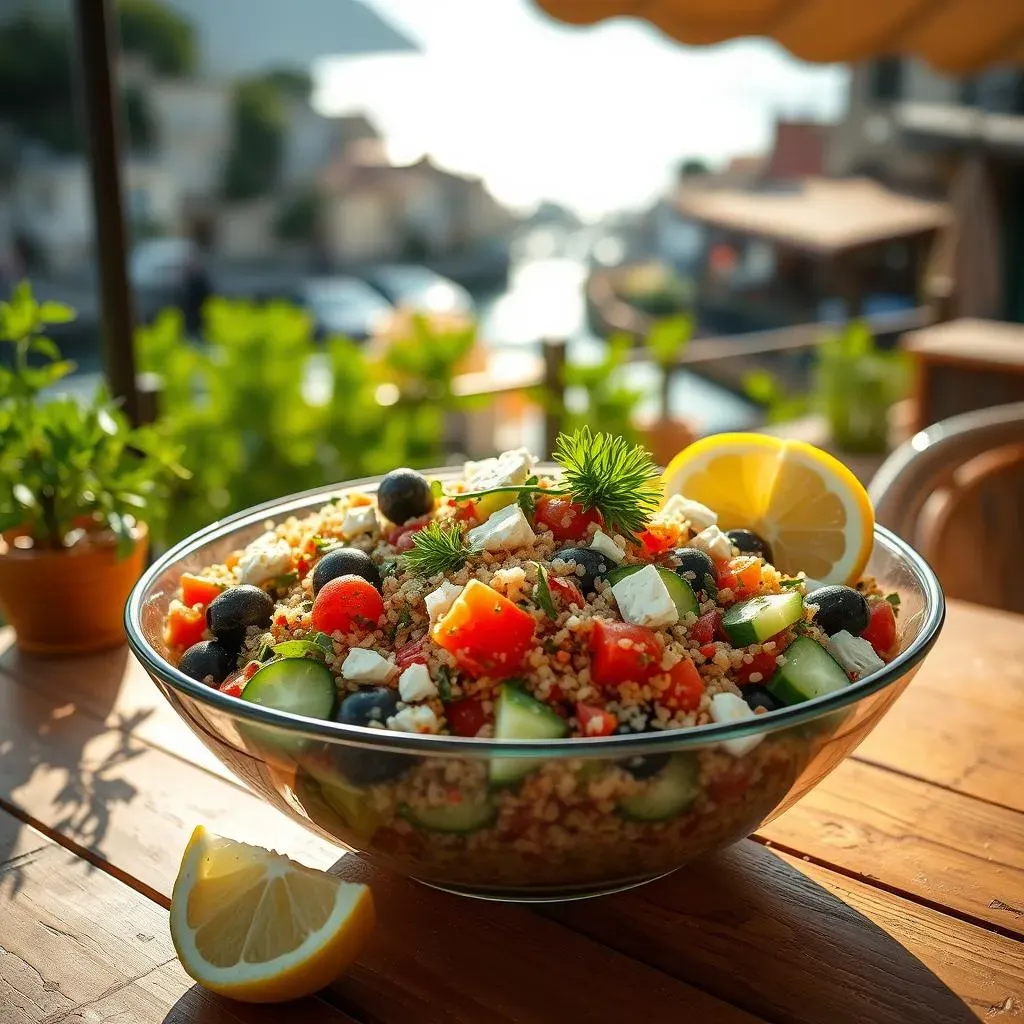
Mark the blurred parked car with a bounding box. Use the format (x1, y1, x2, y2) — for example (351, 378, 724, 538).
(359, 265, 474, 316)
(300, 276, 395, 341)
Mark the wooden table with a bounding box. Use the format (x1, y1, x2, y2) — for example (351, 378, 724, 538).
(1, 598, 1022, 1023)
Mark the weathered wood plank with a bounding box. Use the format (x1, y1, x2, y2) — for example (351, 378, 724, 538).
(0, 810, 356, 1024)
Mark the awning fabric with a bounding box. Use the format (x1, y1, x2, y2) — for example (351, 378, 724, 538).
(534, 0, 1024, 74)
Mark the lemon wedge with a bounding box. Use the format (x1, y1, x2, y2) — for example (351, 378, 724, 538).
(170, 826, 374, 1003)
(662, 433, 874, 585)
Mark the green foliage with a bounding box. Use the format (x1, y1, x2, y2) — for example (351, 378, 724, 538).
(222, 78, 286, 200)
(117, 0, 197, 76)
(262, 68, 313, 101)
(646, 314, 694, 420)
(123, 84, 156, 154)
(0, 284, 188, 555)
(742, 369, 811, 425)
(561, 333, 643, 442)
(274, 189, 322, 242)
(678, 158, 710, 178)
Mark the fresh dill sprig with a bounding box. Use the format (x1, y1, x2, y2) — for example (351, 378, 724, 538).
(554, 427, 662, 542)
(400, 520, 472, 578)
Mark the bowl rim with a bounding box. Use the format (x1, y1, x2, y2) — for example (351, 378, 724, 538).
(125, 469, 946, 759)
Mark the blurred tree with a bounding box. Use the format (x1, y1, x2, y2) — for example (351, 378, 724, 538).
(116, 0, 196, 76)
(275, 188, 322, 241)
(222, 79, 285, 200)
(123, 85, 156, 154)
(262, 68, 313, 102)
(678, 158, 710, 178)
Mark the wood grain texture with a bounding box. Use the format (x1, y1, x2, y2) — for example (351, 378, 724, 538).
(0, 810, 356, 1024)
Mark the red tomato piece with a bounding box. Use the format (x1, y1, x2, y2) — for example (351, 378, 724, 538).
(219, 675, 245, 699)
(163, 600, 207, 650)
(663, 658, 705, 711)
(735, 651, 778, 686)
(718, 556, 762, 599)
(691, 609, 723, 646)
(450, 499, 479, 524)
(179, 573, 225, 609)
(311, 575, 385, 635)
(395, 638, 428, 670)
(862, 598, 898, 659)
(699, 643, 718, 660)
(446, 697, 488, 737)
(243, 660, 261, 681)
(533, 496, 603, 542)
(548, 576, 585, 608)
(589, 619, 664, 688)
(576, 702, 618, 737)
(431, 579, 535, 678)
(636, 522, 677, 556)
(394, 521, 430, 552)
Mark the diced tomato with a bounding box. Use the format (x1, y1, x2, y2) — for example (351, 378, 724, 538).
(735, 651, 778, 685)
(663, 658, 705, 711)
(295, 556, 311, 580)
(224, 552, 240, 571)
(691, 609, 723, 646)
(179, 573, 225, 609)
(219, 675, 245, 699)
(699, 643, 718, 660)
(395, 638, 428, 670)
(548, 576, 585, 608)
(394, 521, 430, 552)
(348, 493, 373, 507)
(243, 660, 261, 681)
(311, 575, 385, 635)
(431, 579, 535, 678)
(163, 600, 207, 650)
(635, 522, 677, 556)
(717, 556, 762, 600)
(589, 619, 664, 689)
(862, 598, 898, 659)
(450, 499, 479, 524)
(445, 697, 488, 737)
(576, 702, 617, 737)
(387, 514, 430, 545)
(533, 496, 603, 542)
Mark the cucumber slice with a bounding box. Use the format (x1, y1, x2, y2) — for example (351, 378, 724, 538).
(618, 754, 700, 821)
(242, 658, 337, 720)
(401, 799, 497, 833)
(605, 565, 699, 618)
(767, 636, 850, 705)
(721, 591, 803, 646)
(490, 683, 568, 786)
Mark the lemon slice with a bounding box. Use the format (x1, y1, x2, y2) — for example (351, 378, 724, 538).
(662, 433, 874, 585)
(170, 826, 374, 1003)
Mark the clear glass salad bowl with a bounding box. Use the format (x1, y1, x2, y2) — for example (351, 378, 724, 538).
(125, 470, 945, 902)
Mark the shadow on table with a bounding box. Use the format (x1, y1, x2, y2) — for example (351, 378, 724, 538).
(164, 985, 349, 1023)
(0, 640, 152, 895)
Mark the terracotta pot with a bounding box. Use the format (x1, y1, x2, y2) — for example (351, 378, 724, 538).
(634, 415, 699, 467)
(0, 523, 148, 656)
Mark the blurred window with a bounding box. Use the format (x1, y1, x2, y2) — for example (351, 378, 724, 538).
(869, 59, 903, 102)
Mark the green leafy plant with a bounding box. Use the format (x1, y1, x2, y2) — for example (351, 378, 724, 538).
(0, 284, 188, 555)
(561, 333, 643, 442)
(645, 314, 693, 420)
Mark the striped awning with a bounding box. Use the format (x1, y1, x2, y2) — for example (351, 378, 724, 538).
(533, 0, 1024, 74)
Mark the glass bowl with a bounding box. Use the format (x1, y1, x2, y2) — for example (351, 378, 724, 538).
(125, 469, 945, 902)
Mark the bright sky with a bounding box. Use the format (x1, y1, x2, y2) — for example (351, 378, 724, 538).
(315, 0, 849, 219)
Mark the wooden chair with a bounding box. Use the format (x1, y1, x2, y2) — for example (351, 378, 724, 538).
(870, 402, 1024, 615)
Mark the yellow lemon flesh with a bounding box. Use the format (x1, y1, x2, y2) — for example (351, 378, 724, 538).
(170, 826, 374, 1004)
(662, 433, 874, 586)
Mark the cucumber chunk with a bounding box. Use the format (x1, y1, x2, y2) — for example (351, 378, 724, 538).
(401, 799, 497, 833)
(605, 565, 699, 618)
(721, 591, 803, 646)
(242, 658, 337, 720)
(618, 754, 700, 821)
(767, 635, 850, 705)
(490, 682, 568, 786)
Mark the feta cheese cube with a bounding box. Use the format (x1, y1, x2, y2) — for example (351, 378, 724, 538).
(709, 692, 764, 757)
(398, 663, 438, 702)
(424, 581, 464, 623)
(387, 704, 440, 734)
(342, 504, 379, 540)
(688, 525, 733, 561)
(590, 529, 625, 564)
(611, 563, 679, 629)
(463, 447, 535, 490)
(662, 494, 718, 531)
(825, 630, 885, 680)
(341, 648, 395, 684)
(466, 503, 536, 552)
(237, 531, 293, 586)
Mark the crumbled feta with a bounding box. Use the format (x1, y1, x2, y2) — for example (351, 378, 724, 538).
(387, 704, 440, 734)
(424, 580, 463, 623)
(467, 503, 536, 552)
(237, 531, 293, 586)
(688, 525, 733, 561)
(825, 630, 885, 680)
(342, 504, 379, 539)
(662, 494, 718, 531)
(611, 564, 679, 629)
(341, 648, 395, 683)
(463, 447, 534, 490)
(398, 663, 437, 702)
(590, 529, 625, 564)
(709, 692, 764, 757)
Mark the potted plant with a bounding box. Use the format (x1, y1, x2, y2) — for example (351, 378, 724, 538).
(0, 284, 188, 655)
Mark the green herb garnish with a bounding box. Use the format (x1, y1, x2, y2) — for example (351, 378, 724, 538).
(401, 520, 472, 578)
(378, 559, 399, 579)
(313, 535, 340, 554)
(430, 479, 445, 500)
(388, 605, 412, 640)
(532, 562, 556, 618)
(884, 592, 901, 609)
(779, 577, 805, 589)
(436, 665, 453, 702)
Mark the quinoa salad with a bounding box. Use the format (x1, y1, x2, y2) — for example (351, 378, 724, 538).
(161, 429, 901, 888)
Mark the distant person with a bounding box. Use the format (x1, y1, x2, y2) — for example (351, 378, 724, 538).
(180, 253, 212, 339)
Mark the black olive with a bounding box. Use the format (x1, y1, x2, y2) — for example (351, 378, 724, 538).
(333, 688, 409, 784)
(743, 684, 782, 713)
(808, 584, 870, 637)
(206, 585, 275, 647)
(552, 546, 612, 595)
(312, 547, 382, 596)
(178, 640, 236, 685)
(377, 468, 434, 525)
(671, 547, 718, 597)
(725, 528, 773, 563)
(614, 718, 669, 779)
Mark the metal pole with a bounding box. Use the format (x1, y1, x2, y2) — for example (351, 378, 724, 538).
(73, 0, 141, 425)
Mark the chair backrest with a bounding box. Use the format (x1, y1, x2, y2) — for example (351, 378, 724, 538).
(870, 402, 1024, 614)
